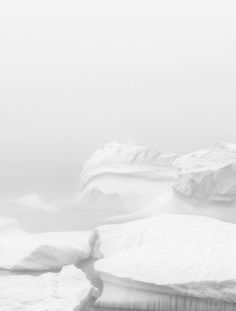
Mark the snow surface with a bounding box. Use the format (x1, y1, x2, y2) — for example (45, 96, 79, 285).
(92, 214, 236, 259)
(0, 217, 92, 271)
(95, 215, 236, 303)
(0, 265, 97, 311)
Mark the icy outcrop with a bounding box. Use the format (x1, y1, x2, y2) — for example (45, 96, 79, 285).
(80, 141, 179, 186)
(105, 142, 236, 224)
(94, 215, 236, 309)
(74, 142, 179, 221)
(0, 265, 97, 311)
(92, 214, 236, 258)
(0, 217, 93, 271)
(174, 142, 236, 203)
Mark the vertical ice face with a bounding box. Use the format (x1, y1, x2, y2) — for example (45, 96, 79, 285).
(73, 142, 179, 223)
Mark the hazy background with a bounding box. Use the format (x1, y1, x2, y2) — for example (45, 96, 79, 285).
(0, 0, 236, 200)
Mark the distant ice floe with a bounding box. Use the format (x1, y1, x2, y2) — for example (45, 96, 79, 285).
(0, 265, 97, 311)
(94, 215, 236, 310)
(12, 193, 58, 212)
(0, 217, 93, 271)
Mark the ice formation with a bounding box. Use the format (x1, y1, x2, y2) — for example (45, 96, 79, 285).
(92, 214, 236, 258)
(106, 142, 236, 224)
(74, 142, 179, 224)
(0, 217, 93, 270)
(0, 265, 97, 311)
(94, 215, 236, 310)
(174, 142, 236, 203)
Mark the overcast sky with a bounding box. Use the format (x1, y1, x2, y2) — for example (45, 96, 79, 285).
(0, 0, 236, 197)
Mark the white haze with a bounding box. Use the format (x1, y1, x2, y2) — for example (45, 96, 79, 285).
(0, 0, 236, 198)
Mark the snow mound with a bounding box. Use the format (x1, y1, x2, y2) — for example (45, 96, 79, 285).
(0, 216, 93, 271)
(95, 215, 236, 308)
(0, 265, 97, 311)
(92, 214, 236, 258)
(174, 142, 236, 202)
(73, 142, 179, 224)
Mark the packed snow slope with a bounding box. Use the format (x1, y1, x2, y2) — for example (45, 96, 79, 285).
(106, 142, 236, 224)
(0, 265, 97, 311)
(73, 142, 179, 224)
(95, 215, 236, 309)
(0, 217, 92, 271)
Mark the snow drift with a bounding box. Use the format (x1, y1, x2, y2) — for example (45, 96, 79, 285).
(0, 265, 97, 311)
(106, 142, 236, 224)
(94, 215, 236, 310)
(0, 216, 93, 271)
(73, 141, 179, 225)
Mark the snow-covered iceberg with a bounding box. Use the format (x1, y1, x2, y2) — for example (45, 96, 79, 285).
(0, 265, 97, 311)
(94, 215, 236, 310)
(174, 142, 236, 203)
(0, 217, 93, 271)
(92, 214, 236, 258)
(106, 142, 236, 224)
(73, 142, 179, 224)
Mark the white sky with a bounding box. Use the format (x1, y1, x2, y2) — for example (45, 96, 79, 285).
(0, 0, 236, 197)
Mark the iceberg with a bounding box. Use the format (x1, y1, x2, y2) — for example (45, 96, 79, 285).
(106, 142, 236, 224)
(94, 215, 236, 310)
(0, 216, 93, 271)
(92, 214, 236, 258)
(0, 265, 97, 311)
(73, 142, 179, 224)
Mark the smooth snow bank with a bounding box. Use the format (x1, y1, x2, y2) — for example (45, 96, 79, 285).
(95, 215, 236, 305)
(92, 214, 236, 259)
(174, 142, 236, 202)
(0, 265, 97, 311)
(0, 217, 92, 271)
(74, 142, 179, 222)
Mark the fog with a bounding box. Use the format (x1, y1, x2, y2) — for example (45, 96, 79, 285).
(0, 0, 236, 198)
